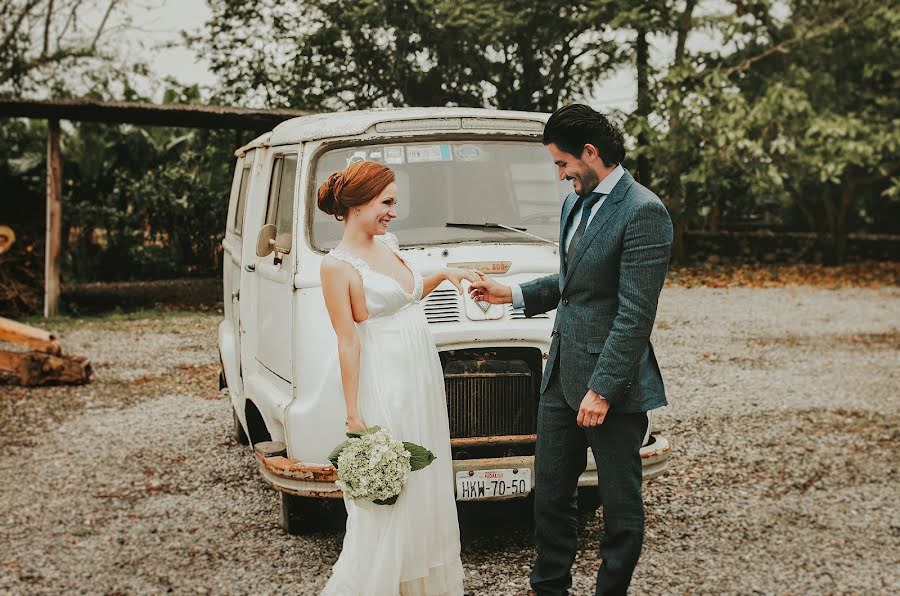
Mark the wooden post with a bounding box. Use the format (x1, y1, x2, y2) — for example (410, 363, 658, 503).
(44, 119, 62, 317)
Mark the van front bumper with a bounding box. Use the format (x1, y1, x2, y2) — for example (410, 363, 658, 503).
(254, 435, 670, 500)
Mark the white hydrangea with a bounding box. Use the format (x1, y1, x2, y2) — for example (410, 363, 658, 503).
(335, 429, 412, 502)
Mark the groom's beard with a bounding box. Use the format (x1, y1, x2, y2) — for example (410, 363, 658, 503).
(574, 170, 600, 197)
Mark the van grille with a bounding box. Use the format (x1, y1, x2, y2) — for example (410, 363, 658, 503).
(444, 359, 537, 438)
(422, 287, 460, 323)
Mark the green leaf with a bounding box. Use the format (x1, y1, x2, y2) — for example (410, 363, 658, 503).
(373, 494, 399, 506)
(327, 439, 351, 469)
(346, 425, 382, 439)
(404, 442, 436, 471)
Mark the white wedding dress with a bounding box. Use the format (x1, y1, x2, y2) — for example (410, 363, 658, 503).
(321, 234, 464, 596)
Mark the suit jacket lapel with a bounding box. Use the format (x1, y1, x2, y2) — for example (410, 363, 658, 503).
(558, 192, 579, 289)
(562, 170, 636, 290)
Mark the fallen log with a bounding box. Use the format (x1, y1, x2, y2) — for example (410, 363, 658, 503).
(0, 316, 92, 386)
(0, 316, 61, 354)
(0, 225, 14, 255)
(0, 349, 92, 386)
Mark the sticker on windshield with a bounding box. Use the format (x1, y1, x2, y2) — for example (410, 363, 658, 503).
(383, 146, 404, 164)
(406, 144, 452, 163)
(347, 150, 368, 165)
(454, 144, 483, 161)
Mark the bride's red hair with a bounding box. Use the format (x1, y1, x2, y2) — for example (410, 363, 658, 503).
(317, 160, 395, 221)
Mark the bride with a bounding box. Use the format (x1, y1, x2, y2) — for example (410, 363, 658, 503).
(317, 160, 474, 595)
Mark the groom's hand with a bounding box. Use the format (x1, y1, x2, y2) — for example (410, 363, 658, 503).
(577, 389, 609, 427)
(467, 271, 513, 304)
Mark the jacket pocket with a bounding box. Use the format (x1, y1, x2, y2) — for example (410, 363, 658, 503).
(586, 336, 607, 354)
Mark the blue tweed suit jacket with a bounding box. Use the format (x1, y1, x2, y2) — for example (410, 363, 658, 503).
(521, 169, 673, 413)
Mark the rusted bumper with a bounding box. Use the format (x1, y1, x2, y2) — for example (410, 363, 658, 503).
(254, 435, 670, 500)
(584, 434, 670, 485)
(253, 450, 342, 498)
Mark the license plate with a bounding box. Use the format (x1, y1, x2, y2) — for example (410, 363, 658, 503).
(455, 468, 531, 501)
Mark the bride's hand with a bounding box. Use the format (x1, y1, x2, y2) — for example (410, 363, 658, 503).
(444, 268, 481, 294)
(346, 414, 368, 433)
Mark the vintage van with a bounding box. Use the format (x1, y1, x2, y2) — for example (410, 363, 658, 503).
(217, 107, 670, 533)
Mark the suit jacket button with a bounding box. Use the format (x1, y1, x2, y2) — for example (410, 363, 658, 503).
(561, 298, 569, 305)
(551, 330, 558, 337)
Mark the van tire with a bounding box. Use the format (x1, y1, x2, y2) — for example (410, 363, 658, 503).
(280, 493, 347, 535)
(232, 409, 249, 445)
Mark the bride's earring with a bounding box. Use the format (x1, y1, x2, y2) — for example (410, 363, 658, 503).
(356, 208, 361, 216)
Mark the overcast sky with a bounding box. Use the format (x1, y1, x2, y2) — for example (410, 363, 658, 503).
(131, 0, 216, 89)
(131, 0, 731, 113)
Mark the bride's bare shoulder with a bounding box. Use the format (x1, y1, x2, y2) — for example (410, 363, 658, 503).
(321, 254, 354, 278)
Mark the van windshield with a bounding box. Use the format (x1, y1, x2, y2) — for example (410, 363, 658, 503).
(310, 140, 571, 249)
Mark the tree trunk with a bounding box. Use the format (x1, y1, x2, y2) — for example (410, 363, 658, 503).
(0, 349, 92, 386)
(663, 0, 697, 264)
(821, 187, 843, 265)
(707, 197, 720, 232)
(831, 179, 858, 265)
(44, 118, 62, 317)
(635, 26, 651, 183)
(796, 197, 818, 233)
(663, 186, 689, 263)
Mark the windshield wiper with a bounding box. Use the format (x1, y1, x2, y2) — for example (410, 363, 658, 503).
(446, 222, 558, 246)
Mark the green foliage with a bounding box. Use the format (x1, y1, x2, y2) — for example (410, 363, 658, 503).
(0, 82, 239, 283)
(0, 0, 896, 301)
(403, 442, 437, 471)
(641, 0, 898, 261)
(60, 121, 235, 281)
(192, 0, 624, 111)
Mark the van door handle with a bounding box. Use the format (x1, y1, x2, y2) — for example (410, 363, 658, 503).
(245, 263, 256, 272)
(232, 290, 240, 300)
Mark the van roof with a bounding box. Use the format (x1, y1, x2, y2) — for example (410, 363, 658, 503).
(235, 107, 549, 154)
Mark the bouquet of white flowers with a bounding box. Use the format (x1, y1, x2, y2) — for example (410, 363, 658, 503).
(328, 426, 435, 505)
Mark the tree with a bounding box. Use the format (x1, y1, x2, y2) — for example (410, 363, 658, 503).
(1, 81, 237, 288)
(191, 0, 624, 111)
(638, 0, 897, 263)
(0, 0, 131, 97)
(60, 83, 236, 280)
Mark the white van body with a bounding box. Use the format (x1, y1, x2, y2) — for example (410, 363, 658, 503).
(217, 108, 669, 531)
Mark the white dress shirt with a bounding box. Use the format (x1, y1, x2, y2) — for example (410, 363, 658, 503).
(510, 165, 625, 309)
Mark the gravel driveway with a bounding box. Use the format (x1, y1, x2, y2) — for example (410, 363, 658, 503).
(1, 287, 898, 595)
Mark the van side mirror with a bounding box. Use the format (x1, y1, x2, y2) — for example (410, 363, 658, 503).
(256, 224, 277, 257)
(256, 224, 292, 261)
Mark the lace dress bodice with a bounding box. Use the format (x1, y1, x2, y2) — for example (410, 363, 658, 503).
(328, 234, 424, 320)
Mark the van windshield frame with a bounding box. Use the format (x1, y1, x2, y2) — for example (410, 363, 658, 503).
(307, 136, 570, 251)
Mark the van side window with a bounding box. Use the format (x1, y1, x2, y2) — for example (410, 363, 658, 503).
(265, 154, 297, 253)
(233, 149, 255, 236)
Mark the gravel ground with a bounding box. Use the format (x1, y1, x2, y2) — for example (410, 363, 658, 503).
(1, 287, 898, 595)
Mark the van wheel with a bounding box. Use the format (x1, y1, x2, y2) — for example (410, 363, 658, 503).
(232, 409, 249, 445)
(280, 493, 347, 535)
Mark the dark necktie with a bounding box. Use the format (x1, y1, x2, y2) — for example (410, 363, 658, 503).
(566, 192, 604, 271)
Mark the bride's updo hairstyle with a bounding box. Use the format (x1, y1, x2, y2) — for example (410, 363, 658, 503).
(317, 160, 395, 221)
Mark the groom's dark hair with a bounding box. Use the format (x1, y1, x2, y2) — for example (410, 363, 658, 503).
(543, 104, 626, 166)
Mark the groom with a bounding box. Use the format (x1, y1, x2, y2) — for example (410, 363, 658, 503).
(469, 104, 673, 595)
